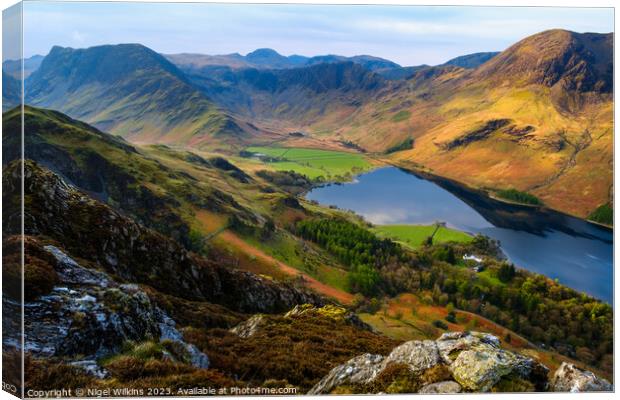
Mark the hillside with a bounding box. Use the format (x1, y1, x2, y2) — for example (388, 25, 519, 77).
(25, 44, 256, 147)
(16, 29, 613, 219)
(2, 107, 612, 393)
(187, 61, 389, 123)
(310, 30, 613, 219)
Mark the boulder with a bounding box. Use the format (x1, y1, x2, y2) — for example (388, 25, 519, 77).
(309, 331, 550, 394)
(383, 340, 440, 374)
(551, 362, 612, 392)
(230, 314, 265, 338)
(307, 354, 385, 394)
(449, 346, 518, 392)
(418, 381, 462, 394)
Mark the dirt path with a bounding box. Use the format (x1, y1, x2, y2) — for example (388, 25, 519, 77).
(220, 231, 355, 305)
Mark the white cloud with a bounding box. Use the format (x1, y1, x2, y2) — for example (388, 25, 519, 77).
(71, 30, 86, 43)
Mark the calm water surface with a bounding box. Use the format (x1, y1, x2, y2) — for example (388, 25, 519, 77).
(307, 167, 613, 304)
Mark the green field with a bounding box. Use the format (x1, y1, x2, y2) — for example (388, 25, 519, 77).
(373, 224, 473, 249)
(245, 146, 373, 180)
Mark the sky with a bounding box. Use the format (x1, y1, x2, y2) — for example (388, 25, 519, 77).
(14, 1, 615, 66)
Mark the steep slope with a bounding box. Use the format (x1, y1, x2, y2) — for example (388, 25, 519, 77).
(442, 51, 499, 69)
(3, 159, 324, 311)
(329, 30, 613, 219)
(2, 106, 253, 248)
(25, 44, 252, 146)
(188, 61, 390, 123)
(472, 30, 612, 93)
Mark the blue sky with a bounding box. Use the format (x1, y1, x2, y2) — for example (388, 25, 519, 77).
(20, 2, 614, 66)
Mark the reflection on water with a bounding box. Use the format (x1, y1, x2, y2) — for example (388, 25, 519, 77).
(306, 167, 613, 303)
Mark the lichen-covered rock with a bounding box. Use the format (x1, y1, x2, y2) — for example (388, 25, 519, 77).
(4, 244, 210, 375)
(230, 314, 265, 338)
(284, 304, 375, 331)
(307, 354, 385, 394)
(551, 362, 612, 392)
(436, 331, 499, 364)
(449, 346, 518, 392)
(383, 340, 440, 374)
(309, 331, 550, 394)
(418, 380, 462, 394)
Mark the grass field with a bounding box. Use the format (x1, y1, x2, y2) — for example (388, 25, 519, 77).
(245, 146, 373, 180)
(373, 224, 473, 249)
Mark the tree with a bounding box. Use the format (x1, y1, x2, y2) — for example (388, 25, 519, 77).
(498, 262, 516, 282)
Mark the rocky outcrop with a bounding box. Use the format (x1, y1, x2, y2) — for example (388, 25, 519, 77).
(231, 304, 375, 341)
(230, 314, 265, 338)
(307, 354, 385, 395)
(285, 304, 375, 332)
(309, 331, 550, 394)
(440, 119, 511, 150)
(4, 160, 323, 314)
(551, 362, 612, 392)
(3, 243, 210, 376)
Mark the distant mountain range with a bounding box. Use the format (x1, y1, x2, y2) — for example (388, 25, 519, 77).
(3, 29, 612, 218)
(165, 48, 401, 72)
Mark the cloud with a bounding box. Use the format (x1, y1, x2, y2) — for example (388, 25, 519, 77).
(71, 30, 86, 43)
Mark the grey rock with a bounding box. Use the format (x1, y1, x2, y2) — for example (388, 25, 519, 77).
(449, 345, 517, 392)
(308, 354, 385, 394)
(230, 314, 265, 338)
(418, 381, 462, 394)
(8, 245, 210, 370)
(69, 360, 109, 379)
(551, 362, 612, 392)
(383, 340, 440, 374)
(310, 331, 550, 394)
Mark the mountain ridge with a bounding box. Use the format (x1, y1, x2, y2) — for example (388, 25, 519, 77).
(25, 43, 255, 146)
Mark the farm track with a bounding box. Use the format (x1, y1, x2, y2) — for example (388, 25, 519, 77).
(220, 230, 355, 305)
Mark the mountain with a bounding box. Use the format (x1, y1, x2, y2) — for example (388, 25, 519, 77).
(186, 61, 389, 122)
(335, 29, 613, 218)
(25, 44, 255, 147)
(442, 51, 499, 69)
(3, 105, 612, 392)
(166, 48, 400, 72)
(245, 48, 306, 68)
(18, 29, 613, 218)
(2, 71, 20, 111)
(2, 54, 45, 78)
(472, 30, 612, 93)
(2, 105, 256, 247)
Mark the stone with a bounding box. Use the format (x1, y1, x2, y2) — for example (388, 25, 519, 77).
(383, 340, 440, 374)
(310, 331, 550, 394)
(436, 331, 501, 365)
(418, 381, 462, 394)
(308, 354, 385, 394)
(449, 346, 518, 392)
(230, 314, 265, 338)
(551, 362, 612, 392)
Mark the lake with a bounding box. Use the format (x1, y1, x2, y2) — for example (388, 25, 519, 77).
(306, 167, 613, 304)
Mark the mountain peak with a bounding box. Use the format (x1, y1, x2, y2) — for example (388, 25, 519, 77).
(246, 48, 283, 59)
(473, 29, 612, 93)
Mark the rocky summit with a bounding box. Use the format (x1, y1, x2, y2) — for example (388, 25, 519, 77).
(309, 331, 611, 394)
